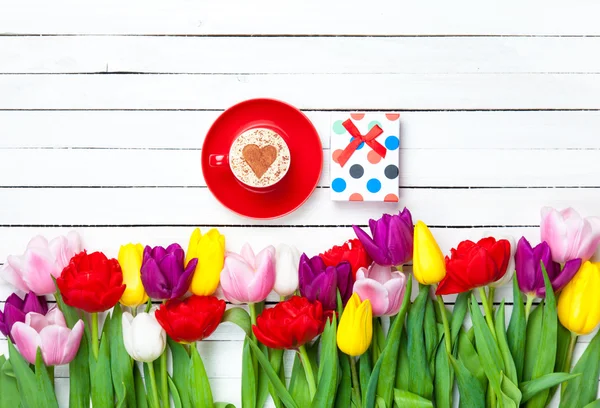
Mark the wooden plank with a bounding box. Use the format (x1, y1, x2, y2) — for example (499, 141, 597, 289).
(2, 110, 600, 150)
(2, 0, 600, 36)
(2, 74, 600, 110)
(0, 187, 597, 226)
(0, 148, 598, 187)
(3, 36, 600, 74)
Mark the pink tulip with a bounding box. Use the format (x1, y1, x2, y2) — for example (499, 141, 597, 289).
(220, 243, 276, 304)
(353, 264, 407, 316)
(1, 232, 83, 295)
(11, 308, 84, 366)
(541, 207, 600, 264)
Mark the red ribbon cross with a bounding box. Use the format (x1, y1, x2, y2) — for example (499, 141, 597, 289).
(337, 119, 386, 167)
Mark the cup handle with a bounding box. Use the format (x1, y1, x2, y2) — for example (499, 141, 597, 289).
(209, 154, 229, 167)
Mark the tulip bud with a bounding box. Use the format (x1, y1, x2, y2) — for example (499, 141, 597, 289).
(558, 261, 600, 336)
(122, 311, 166, 363)
(337, 293, 373, 356)
(274, 244, 300, 297)
(185, 228, 226, 296)
(119, 243, 149, 307)
(412, 221, 446, 285)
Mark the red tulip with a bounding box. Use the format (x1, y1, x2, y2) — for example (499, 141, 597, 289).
(155, 295, 225, 343)
(252, 296, 327, 349)
(57, 251, 126, 313)
(320, 239, 372, 278)
(436, 238, 511, 295)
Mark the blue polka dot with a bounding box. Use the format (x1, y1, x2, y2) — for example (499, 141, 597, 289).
(350, 137, 365, 150)
(366, 178, 381, 193)
(385, 136, 400, 151)
(331, 178, 347, 192)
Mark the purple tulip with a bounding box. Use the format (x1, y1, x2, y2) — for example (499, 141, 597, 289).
(0, 291, 48, 341)
(298, 254, 353, 311)
(515, 237, 581, 298)
(140, 244, 197, 300)
(352, 208, 414, 267)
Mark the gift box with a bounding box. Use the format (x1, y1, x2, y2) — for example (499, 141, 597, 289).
(329, 113, 400, 202)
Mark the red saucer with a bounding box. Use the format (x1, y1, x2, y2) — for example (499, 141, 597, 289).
(202, 98, 323, 219)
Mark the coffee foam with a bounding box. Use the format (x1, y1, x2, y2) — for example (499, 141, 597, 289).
(230, 128, 291, 188)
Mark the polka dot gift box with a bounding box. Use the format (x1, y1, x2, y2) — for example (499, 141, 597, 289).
(330, 113, 400, 202)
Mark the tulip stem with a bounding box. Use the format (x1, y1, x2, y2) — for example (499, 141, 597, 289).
(298, 345, 317, 400)
(91, 312, 99, 360)
(348, 355, 362, 407)
(561, 332, 578, 396)
(147, 361, 161, 408)
(145, 299, 152, 313)
(478, 288, 497, 341)
(525, 295, 535, 322)
(160, 349, 169, 408)
(436, 295, 453, 355)
(488, 287, 496, 311)
(248, 303, 258, 342)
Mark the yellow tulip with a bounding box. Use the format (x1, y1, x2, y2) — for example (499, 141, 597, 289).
(119, 243, 149, 307)
(413, 221, 446, 285)
(185, 228, 226, 296)
(337, 293, 373, 356)
(558, 261, 600, 336)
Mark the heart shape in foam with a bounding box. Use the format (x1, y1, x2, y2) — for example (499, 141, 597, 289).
(242, 144, 278, 179)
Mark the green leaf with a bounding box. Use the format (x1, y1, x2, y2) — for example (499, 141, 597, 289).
(375, 395, 386, 408)
(91, 331, 115, 408)
(144, 362, 159, 408)
(450, 292, 469, 344)
(407, 284, 433, 400)
(364, 354, 383, 408)
(469, 295, 504, 407)
(494, 301, 518, 385)
(169, 338, 192, 408)
(547, 322, 573, 405)
(8, 339, 41, 408)
(268, 348, 284, 408)
(377, 277, 412, 407)
(457, 330, 486, 388)
(527, 263, 557, 408)
(108, 305, 137, 408)
(360, 352, 373, 406)
(335, 351, 352, 408)
(584, 400, 600, 408)
(54, 284, 90, 408)
(392, 388, 433, 408)
(248, 339, 299, 408)
(189, 345, 214, 408)
(0, 358, 20, 408)
(241, 338, 257, 408)
(560, 329, 600, 408)
(394, 328, 410, 392)
(434, 339, 452, 408)
(523, 302, 543, 382)
(449, 355, 486, 408)
(134, 363, 148, 408)
(289, 352, 311, 408)
(256, 343, 270, 408)
(311, 315, 338, 408)
(115, 382, 127, 408)
(215, 403, 237, 408)
(34, 349, 59, 408)
(424, 296, 438, 371)
(520, 372, 581, 403)
(169, 375, 183, 408)
(499, 373, 522, 408)
(507, 275, 527, 384)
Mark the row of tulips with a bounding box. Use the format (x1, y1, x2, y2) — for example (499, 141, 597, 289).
(0, 207, 599, 408)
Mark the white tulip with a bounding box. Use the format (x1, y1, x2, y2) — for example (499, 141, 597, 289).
(122, 311, 166, 363)
(274, 244, 300, 297)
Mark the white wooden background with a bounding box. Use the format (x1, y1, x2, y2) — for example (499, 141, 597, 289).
(1, 1, 600, 406)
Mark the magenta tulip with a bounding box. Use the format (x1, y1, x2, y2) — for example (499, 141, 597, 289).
(220, 243, 276, 304)
(540, 207, 600, 264)
(0, 291, 48, 342)
(0, 232, 83, 295)
(353, 264, 407, 316)
(11, 308, 84, 366)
